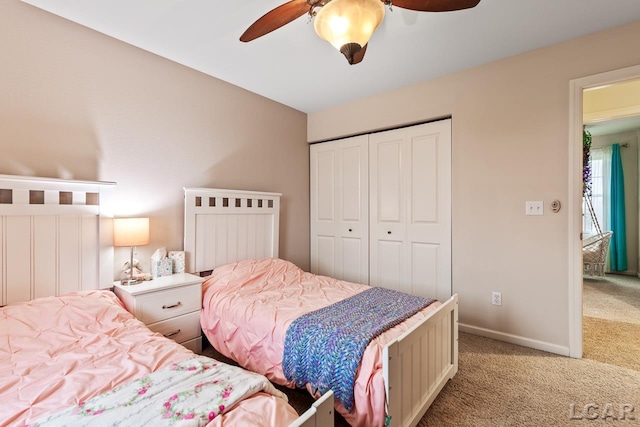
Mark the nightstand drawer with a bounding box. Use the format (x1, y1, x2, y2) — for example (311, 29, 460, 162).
(135, 284, 200, 324)
(147, 311, 201, 344)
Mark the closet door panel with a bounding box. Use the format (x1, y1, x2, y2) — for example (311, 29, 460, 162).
(311, 143, 338, 276)
(407, 130, 442, 288)
(411, 242, 439, 298)
(313, 120, 451, 296)
(370, 129, 407, 291)
(341, 146, 364, 221)
(315, 235, 336, 277)
(374, 239, 403, 289)
(312, 148, 337, 238)
(370, 120, 452, 299)
(311, 136, 368, 283)
(375, 139, 403, 223)
(407, 121, 452, 300)
(342, 237, 364, 283)
(338, 140, 369, 284)
(315, 151, 336, 223)
(410, 134, 438, 223)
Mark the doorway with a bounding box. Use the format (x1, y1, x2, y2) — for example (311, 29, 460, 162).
(568, 64, 640, 359)
(581, 104, 640, 370)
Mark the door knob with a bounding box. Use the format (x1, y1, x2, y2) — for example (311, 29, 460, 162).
(348, 228, 353, 232)
(387, 231, 392, 235)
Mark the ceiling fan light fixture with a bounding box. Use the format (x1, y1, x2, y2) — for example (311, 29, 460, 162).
(314, 0, 385, 62)
(340, 42, 363, 65)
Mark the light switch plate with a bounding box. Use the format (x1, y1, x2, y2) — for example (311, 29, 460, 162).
(526, 201, 543, 215)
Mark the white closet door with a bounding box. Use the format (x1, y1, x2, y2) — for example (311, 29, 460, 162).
(370, 120, 451, 300)
(310, 136, 369, 283)
(369, 131, 407, 291)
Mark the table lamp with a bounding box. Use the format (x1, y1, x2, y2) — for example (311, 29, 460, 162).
(114, 217, 150, 285)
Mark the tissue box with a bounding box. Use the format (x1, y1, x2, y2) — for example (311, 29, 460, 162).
(151, 258, 172, 278)
(169, 251, 185, 274)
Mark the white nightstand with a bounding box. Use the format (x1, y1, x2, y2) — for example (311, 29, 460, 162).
(113, 273, 204, 353)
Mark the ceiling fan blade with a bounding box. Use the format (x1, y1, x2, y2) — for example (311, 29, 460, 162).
(240, 0, 311, 42)
(390, 0, 481, 12)
(350, 44, 368, 65)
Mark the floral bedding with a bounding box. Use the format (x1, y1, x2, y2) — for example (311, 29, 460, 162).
(30, 355, 287, 426)
(0, 290, 297, 427)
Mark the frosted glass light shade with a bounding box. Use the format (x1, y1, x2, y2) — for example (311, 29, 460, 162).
(314, 0, 385, 52)
(113, 218, 150, 247)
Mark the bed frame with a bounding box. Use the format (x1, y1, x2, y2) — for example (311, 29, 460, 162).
(0, 174, 115, 305)
(184, 187, 459, 427)
(0, 176, 331, 427)
(183, 188, 281, 273)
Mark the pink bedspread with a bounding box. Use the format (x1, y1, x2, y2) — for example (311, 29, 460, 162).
(0, 290, 297, 427)
(201, 258, 442, 427)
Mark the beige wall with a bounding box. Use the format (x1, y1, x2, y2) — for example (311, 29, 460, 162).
(0, 0, 310, 276)
(308, 21, 640, 350)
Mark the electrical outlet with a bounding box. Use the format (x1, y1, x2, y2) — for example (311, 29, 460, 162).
(492, 291, 502, 306)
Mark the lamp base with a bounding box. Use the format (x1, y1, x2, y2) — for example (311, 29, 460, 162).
(121, 278, 143, 286)
(121, 245, 143, 286)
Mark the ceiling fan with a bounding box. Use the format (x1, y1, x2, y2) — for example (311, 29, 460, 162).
(240, 0, 481, 65)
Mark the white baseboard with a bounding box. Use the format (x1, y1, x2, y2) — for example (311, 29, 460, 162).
(459, 323, 571, 357)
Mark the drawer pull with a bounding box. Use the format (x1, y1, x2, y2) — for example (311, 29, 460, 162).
(162, 302, 182, 310)
(163, 329, 181, 338)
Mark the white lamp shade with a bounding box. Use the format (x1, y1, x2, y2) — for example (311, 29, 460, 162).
(314, 0, 385, 51)
(113, 218, 150, 247)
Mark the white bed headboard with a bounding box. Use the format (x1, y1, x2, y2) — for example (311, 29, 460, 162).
(0, 174, 115, 305)
(183, 188, 281, 274)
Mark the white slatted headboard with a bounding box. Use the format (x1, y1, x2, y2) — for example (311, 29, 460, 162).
(183, 188, 280, 274)
(0, 174, 115, 305)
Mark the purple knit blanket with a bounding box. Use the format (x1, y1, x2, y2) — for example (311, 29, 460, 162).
(282, 287, 435, 411)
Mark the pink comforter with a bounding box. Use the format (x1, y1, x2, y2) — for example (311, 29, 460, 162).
(201, 258, 441, 427)
(0, 290, 297, 427)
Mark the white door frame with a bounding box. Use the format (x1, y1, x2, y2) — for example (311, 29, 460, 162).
(568, 64, 640, 358)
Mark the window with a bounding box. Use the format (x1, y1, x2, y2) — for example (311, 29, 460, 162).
(583, 149, 606, 237)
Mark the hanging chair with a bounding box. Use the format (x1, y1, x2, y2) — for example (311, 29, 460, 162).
(582, 194, 613, 277)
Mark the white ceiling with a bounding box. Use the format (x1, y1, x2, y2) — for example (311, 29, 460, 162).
(19, 0, 640, 113)
(586, 115, 640, 136)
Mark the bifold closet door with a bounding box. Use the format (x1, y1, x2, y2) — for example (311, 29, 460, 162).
(310, 136, 369, 284)
(369, 120, 452, 300)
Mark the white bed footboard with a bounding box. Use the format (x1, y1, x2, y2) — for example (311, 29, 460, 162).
(288, 390, 334, 427)
(383, 294, 458, 427)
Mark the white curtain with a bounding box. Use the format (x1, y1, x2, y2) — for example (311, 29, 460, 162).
(584, 146, 612, 236)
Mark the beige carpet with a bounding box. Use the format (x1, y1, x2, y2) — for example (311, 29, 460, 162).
(583, 316, 640, 372)
(202, 332, 640, 426)
(583, 274, 640, 324)
(421, 333, 639, 427)
(583, 274, 640, 372)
